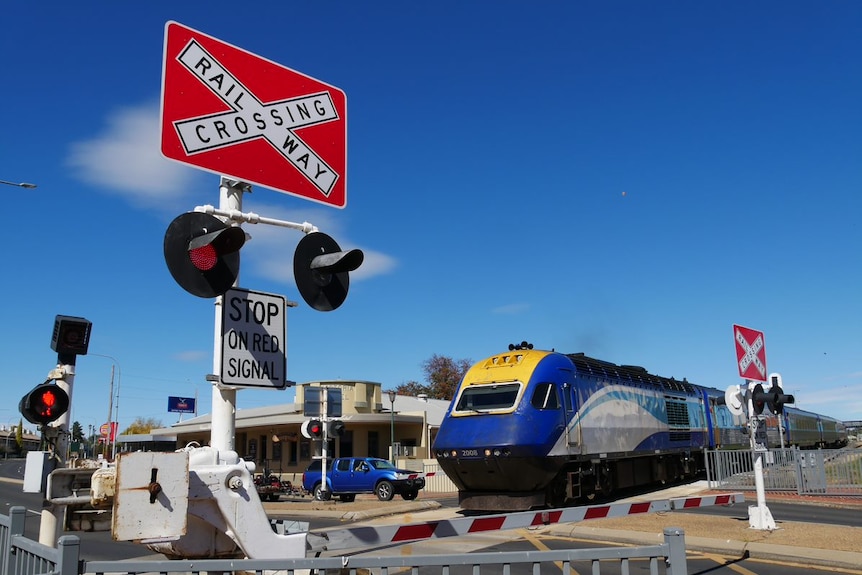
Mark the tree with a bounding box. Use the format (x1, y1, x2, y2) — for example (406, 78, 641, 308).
(71, 421, 84, 442)
(15, 419, 23, 453)
(395, 354, 472, 400)
(394, 380, 431, 397)
(121, 417, 164, 435)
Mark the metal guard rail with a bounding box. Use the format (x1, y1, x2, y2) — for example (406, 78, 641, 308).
(84, 528, 688, 575)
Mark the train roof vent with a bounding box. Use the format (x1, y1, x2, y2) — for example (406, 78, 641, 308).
(567, 353, 698, 392)
(662, 377, 695, 393)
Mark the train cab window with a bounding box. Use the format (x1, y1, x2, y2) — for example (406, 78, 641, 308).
(531, 383, 560, 410)
(455, 383, 520, 412)
(563, 382, 573, 413)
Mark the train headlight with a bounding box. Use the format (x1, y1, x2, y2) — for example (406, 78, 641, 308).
(484, 449, 492, 457)
(493, 448, 502, 457)
(450, 450, 457, 458)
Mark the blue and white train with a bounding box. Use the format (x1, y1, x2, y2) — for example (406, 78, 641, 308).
(432, 343, 847, 511)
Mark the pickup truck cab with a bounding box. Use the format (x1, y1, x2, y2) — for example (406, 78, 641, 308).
(302, 457, 426, 501)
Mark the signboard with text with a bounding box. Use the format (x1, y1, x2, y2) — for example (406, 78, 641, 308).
(168, 396, 197, 414)
(221, 288, 287, 388)
(733, 324, 767, 382)
(160, 21, 348, 207)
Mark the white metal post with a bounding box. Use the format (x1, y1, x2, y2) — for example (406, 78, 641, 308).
(746, 379, 776, 530)
(39, 364, 74, 546)
(210, 178, 245, 453)
(320, 389, 329, 498)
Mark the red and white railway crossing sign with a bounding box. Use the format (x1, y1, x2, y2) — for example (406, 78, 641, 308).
(160, 21, 347, 208)
(733, 324, 767, 381)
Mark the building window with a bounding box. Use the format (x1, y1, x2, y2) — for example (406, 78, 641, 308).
(368, 431, 379, 459)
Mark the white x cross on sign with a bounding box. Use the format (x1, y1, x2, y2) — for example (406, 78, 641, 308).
(735, 328, 765, 379)
(173, 40, 340, 197)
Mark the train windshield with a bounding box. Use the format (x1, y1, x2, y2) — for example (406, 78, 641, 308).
(454, 382, 521, 413)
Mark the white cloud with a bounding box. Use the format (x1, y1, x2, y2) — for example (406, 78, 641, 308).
(66, 102, 202, 211)
(66, 105, 397, 283)
(172, 350, 208, 362)
(492, 303, 531, 315)
(230, 202, 397, 284)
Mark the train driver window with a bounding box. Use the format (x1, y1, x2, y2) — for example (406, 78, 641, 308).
(455, 383, 520, 412)
(531, 383, 560, 410)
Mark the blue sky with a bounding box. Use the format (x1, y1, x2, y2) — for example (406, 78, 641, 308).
(2, 1, 860, 436)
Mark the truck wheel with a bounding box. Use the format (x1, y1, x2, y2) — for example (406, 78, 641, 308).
(375, 480, 395, 501)
(401, 490, 418, 501)
(268, 493, 280, 502)
(314, 484, 332, 501)
(339, 494, 356, 502)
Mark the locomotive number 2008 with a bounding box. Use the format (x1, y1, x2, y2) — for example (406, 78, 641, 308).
(460, 449, 480, 457)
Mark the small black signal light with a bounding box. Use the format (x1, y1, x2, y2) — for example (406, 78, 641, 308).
(327, 420, 345, 438)
(293, 232, 363, 311)
(164, 212, 246, 298)
(20, 382, 70, 425)
(51, 315, 92, 357)
(751, 383, 767, 415)
(764, 372, 795, 415)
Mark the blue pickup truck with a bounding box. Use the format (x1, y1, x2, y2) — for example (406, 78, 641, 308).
(301, 457, 426, 501)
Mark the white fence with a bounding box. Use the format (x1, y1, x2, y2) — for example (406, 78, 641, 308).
(421, 461, 458, 493)
(705, 447, 862, 496)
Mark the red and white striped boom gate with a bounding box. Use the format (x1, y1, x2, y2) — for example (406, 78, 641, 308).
(308, 492, 744, 553)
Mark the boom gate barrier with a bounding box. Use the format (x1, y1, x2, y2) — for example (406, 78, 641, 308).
(307, 492, 744, 552)
(2, 493, 744, 574)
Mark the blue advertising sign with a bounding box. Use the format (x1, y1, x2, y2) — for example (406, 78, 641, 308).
(168, 396, 196, 414)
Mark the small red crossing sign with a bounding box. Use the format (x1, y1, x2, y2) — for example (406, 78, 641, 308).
(160, 21, 347, 208)
(733, 324, 767, 381)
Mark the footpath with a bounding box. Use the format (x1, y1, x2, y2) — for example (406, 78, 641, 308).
(264, 483, 862, 570)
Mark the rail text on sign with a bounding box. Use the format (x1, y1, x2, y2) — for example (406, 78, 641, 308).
(221, 288, 287, 388)
(174, 40, 340, 197)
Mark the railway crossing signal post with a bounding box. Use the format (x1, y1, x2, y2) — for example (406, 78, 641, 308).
(29, 315, 91, 546)
(143, 21, 363, 559)
(730, 324, 795, 531)
(301, 387, 343, 500)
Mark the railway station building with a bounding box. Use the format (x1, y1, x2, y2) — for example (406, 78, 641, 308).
(150, 380, 451, 480)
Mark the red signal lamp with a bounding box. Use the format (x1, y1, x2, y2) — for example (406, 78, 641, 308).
(20, 382, 70, 425)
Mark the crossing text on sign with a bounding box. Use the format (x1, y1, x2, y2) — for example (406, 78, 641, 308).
(175, 40, 340, 197)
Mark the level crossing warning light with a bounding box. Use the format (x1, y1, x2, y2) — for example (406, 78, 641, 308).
(765, 372, 795, 415)
(751, 383, 766, 415)
(164, 212, 246, 298)
(327, 420, 345, 438)
(19, 382, 69, 425)
(293, 232, 363, 311)
(301, 419, 324, 439)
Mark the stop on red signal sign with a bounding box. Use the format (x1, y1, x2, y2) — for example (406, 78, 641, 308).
(160, 21, 348, 208)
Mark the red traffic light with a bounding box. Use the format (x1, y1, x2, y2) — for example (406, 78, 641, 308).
(20, 383, 70, 425)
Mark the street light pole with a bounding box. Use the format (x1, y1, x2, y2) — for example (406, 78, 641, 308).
(89, 354, 121, 459)
(0, 179, 37, 188)
(387, 390, 396, 464)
